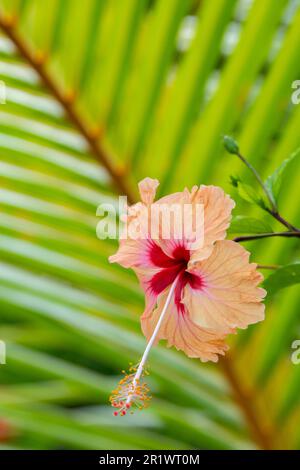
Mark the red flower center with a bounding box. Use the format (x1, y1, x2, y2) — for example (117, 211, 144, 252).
(148, 241, 203, 312)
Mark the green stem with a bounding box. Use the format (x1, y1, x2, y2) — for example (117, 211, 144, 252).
(234, 231, 300, 243)
(232, 145, 300, 233)
(266, 209, 300, 232)
(236, 151, 277, 212)
(257, 264, 280, 270)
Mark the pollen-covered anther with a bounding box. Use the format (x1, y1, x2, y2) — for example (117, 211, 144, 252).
(109, 366, 151, 416)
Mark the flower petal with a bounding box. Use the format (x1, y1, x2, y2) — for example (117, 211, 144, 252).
(155, 185, 234, 260)
(189, 185, 235, 263)
(109, 238, 152, 268)
(141, 287, 228, 362)
(109, 236, 178, 269)
(138, 177, 159, 205)
(184, 240, 266, 333)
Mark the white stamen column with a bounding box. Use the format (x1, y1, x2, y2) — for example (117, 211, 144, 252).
(125, 275, 179, 406)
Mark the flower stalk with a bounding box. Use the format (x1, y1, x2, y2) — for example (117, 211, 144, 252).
(223, 136, 300, 233)
(234, 231, 300, 243)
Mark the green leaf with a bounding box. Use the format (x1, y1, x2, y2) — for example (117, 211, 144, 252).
(228, 215, 273, 235)
(263, 263, 300, 296)
(234, 181, 267, 209)
(265, 147, 300, 205)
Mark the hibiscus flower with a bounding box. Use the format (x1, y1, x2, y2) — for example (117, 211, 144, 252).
(109, 178, 266, 415)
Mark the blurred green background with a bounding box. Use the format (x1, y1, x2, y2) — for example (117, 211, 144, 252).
(0, 0, 300, 450)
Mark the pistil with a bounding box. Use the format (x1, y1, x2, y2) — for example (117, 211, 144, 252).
(110, 275, 179, 416)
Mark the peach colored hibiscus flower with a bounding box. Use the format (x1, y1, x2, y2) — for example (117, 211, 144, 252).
(109, 178, 266, 416)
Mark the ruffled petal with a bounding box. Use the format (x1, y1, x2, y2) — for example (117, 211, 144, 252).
(189, 185, 235, 263)
(138, 177, 159, 205)
(141, 287, 228, 362)
(155, 185, 234, 260)
(184, 240, 266, 333)
(109, 238, 153, 268)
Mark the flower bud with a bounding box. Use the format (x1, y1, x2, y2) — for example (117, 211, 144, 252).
(223, 135, 239, 154)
